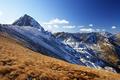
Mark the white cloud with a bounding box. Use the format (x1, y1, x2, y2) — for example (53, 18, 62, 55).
(80, 28, 95, 33)
(62, 25, 76, 29)
(53, 25, 59, 28)
(89, 24, 93, 27)
(42, 18, 106, 33)
(111, 26, 116, 29)
(43, 18, 69, 25)
(42, 18, 75, 31)
(79, 28, 106, 33)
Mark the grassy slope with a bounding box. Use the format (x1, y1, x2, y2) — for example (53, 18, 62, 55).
(0, 34, 120, 80)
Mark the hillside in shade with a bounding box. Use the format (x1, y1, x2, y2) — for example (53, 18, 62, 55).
(54, 32, 120, 72)
(0, 34, 120, 80)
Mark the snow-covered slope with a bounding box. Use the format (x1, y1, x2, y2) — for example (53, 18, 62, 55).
(0, 15, 119, 73)
(0, 15, 85, 65)
(54, 32, 120, 72)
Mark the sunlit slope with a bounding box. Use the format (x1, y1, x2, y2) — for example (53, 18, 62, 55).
(0, 34, 120, 80)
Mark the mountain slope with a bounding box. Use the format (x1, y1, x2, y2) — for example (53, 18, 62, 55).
(0, 15, 85, 66)
(0, 14, 119, 72)
(54, 32, 120, 72)
(0, 34, 120, 80)
(0, 15, 110, 69)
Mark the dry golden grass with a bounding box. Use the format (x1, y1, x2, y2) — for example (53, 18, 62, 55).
(0, 34, 120, 80)
(115, 33, 120, 45)
(99, 41, 119, 65)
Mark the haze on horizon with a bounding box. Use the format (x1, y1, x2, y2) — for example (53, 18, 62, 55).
(0, 0, 120, 33)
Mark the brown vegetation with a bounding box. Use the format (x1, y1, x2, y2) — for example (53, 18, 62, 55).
(98, 41, 119, 65)
(0, 34, 120, 80)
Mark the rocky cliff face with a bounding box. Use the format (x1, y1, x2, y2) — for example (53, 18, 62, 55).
(54, 32, 120, 72)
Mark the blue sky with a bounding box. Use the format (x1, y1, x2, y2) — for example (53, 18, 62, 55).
(0, 0, 120, 33)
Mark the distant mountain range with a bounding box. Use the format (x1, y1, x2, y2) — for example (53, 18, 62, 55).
(0, 14, 120, 73)
(54, 32, 120, 72)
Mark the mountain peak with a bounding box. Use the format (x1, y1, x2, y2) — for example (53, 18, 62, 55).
(23, 14, 30, 17)
(12, 14, 44, 31)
